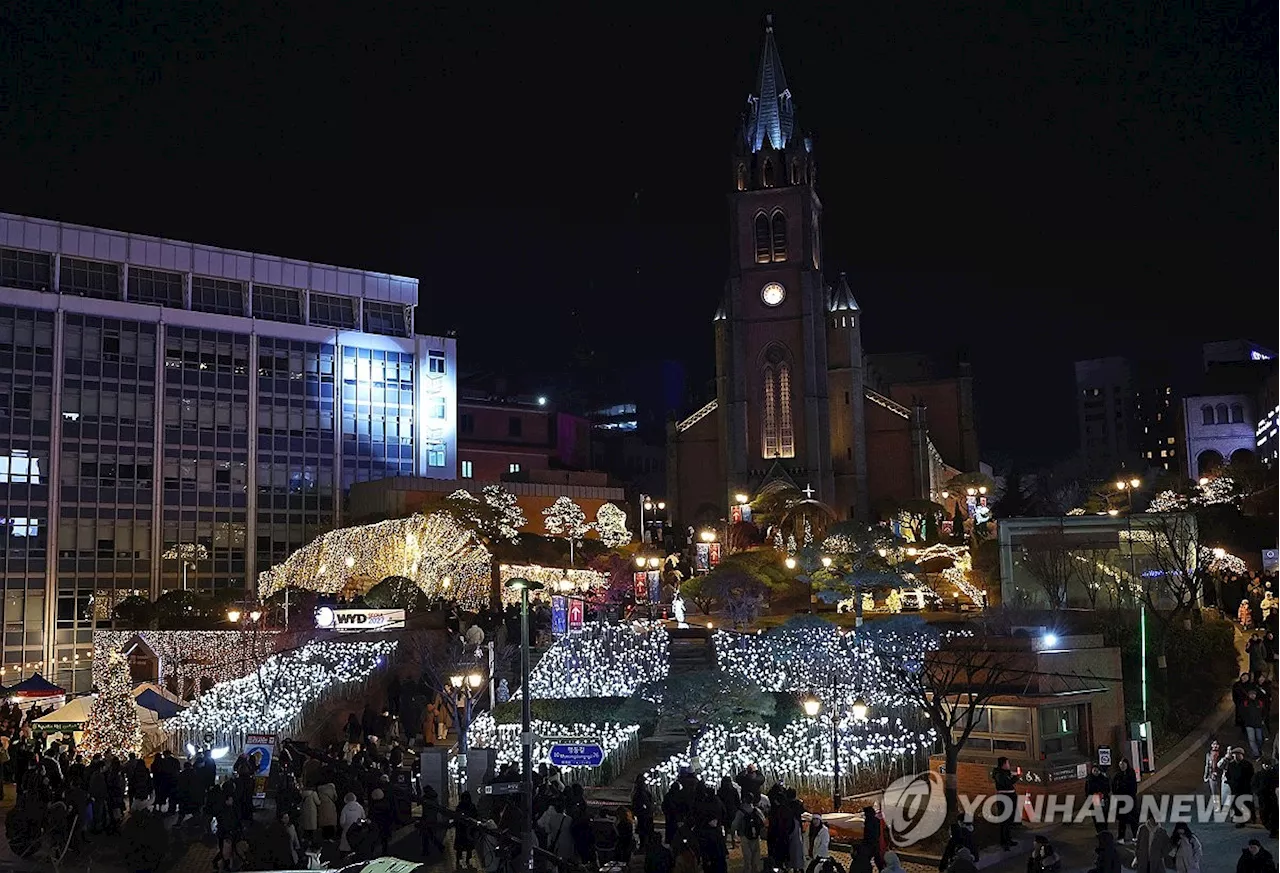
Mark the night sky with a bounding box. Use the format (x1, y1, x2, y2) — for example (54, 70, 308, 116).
(4, 2, 1275, 464)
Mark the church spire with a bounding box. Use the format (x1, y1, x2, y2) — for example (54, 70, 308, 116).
(743, 14, 796, 153)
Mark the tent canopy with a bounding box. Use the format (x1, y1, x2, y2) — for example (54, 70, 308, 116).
(134, 688, 184, 719)
(33, 695, 94, 726)
(10, 673, 64, 696)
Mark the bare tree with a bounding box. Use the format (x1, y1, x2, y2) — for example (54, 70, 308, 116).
(1141, 511, 1207, 635)
(1073, 545, 1120, 610)
(894, 629, 1024, 821)
(1018, 526, 1078, 608)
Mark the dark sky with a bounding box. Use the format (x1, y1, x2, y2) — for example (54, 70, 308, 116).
(4, 2, 1276, 463)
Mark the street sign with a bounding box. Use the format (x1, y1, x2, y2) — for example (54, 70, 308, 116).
(481, 782, 523, 795)
(568, 599, 584, 630)
(1097, 745, 1111, 767)
(243, 733, 277, 800)
(549, 742, 605, 767)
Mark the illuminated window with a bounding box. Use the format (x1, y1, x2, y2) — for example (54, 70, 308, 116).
(1160, 450, 1167, 458)
(777, 363, 795, 458)
(427, 445, 446, 467)
(771, 212, 788, 262)
(1167, 437, 1175, 445)
(754, 214, 771, 264)
(428, 350, 446, 375)
(508, 463, 521, 473)
(461, 460, 473, 479)
(0, 450, 40, 484)
(735, 164, 747, 191)
(762, 365, 778, 459)
(429, 396, 446, 420)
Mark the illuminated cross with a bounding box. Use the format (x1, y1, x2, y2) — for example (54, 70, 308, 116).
(802, 484, 816, 499)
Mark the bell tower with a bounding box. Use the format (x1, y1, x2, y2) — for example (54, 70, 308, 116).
(716, 15, 835, 509)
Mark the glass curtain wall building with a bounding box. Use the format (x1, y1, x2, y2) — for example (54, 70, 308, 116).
(0, 213, 456, 691)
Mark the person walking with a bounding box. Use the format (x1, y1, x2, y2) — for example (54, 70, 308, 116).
(1226, 749, 1256, 825)
(1253, 758, 1278, 838)
(1243, 690, 1269, 759)
(455, 791, 479, 868)
(939, 815, 978, 871)
(632, 773, 655, 847)
(1136, 816, 1171, 873)
(1085, 764, 1112, 833)
(992, 757, 1021, 849)
(717, 775, 740, 847)
(1238, 838, 1278, 873)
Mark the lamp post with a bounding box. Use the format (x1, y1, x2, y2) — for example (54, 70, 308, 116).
(802, 682, 869, 812)
(505, 577, 543, 871)
(640, 494, 666, 545)
(449, 668, 484, 794)
(1115, 476, 1146, 723)
(227, 607, 262, 674)
(165, 542, 209, 592)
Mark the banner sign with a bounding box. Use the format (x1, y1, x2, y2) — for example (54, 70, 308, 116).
(695, 543, 709, 571)
(243, 733, 277, 800)
(647, 570, 661, 603)
(568, 598, 584, 630)
(708, 542, 722, 568)
(315, 607, 405, 632)
(551, 596, 567, 635)
(633, 573, 649, 602)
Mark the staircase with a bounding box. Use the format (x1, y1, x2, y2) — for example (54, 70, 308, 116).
(667, 625, 715, 672)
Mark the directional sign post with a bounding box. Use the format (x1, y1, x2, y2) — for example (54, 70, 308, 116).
(549, 742, 605, 768)
(482, 782, 524, 796)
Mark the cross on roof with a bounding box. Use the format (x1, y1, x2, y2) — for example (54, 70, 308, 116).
(802, 484, 815, 499)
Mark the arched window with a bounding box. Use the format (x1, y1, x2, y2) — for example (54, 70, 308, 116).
(777, 362, 795, 458)
(762, 159, 775, 187)
(812, 210, 821, 269)
(762, 365, 778, 459)
(1201, 405, 1214, 426)
(1215, 403, 1229, 424)
(1230, 403, 1244, 423)
(790, 161, 803, 184)
(735, 164, 747, 191)
(771, 212, 788, 262)
(1197, 449, 1223, 477)
(754, 214, 771, 264)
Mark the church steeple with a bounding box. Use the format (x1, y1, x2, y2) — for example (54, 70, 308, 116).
(733, 16, 814, 193)
(743, 14, 796, 153)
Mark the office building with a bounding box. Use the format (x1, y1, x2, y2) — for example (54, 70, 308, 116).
(0, 213, 455, 690)
(1073, 357, 1136, 476)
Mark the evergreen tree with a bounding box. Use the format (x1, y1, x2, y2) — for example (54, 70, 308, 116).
(82, 650, 142, 757)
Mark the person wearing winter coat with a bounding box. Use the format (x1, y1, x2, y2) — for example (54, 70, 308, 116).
(1169, 823, 1203, 873)
(716, 776, 740, 846)
(369, 787, 395, 855)
(946, 847, 978, 873)
(537, 799, 575, 860)
(1085, 765, 1111, 833)
(316, 783, 339, 840)
(882, 851, 908, 873)
(338, 792, 366, 853)
(808, 814, 830, 862)
(1242, 690, 1269, 759)
(1136, 816, 1171, 873)
(632, 773, 655, 846)
(1093, 830, 1122, 873)
(455, 791, 480, 868)
(1206, 740, 1227, 807)
(1112, 759, 1139, 842)
(732, 799, 766, 873)
(939, 816, 978, 870)
(1239, 838, 1278, 873)
(992, 757, 1021, 848)
(1028, 835, 1061, 873)
(787, 807, 805, 873)
(298, 788, 320, 841)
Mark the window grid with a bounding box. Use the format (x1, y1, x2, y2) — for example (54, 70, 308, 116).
(61, 257, 121, 300)
(762, 365, 778, 458)
(754, 215, 771, 264)
(252, 285, 304, 325)
(310, 293, 357, 329)
(771, 213, 788, 262)
(778, 363, 795, 458)
(191, 276, 246, 317)
(363, 302, 408, 337)
(0, 249, 53, 292)
(128, 267, 184, 307)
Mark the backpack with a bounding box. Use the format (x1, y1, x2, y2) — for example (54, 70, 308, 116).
(742, 809, 763, 841)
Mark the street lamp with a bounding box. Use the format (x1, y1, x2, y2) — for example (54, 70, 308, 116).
(785, 557, 797, 570)
(639, 494, 667, 544)
(1114, 476, 1148, 725)
(226, 609, 241, 624)
(700, 529, 717, 543)
(820, 556, 833, 568)
(735, 493, 750, 505)
(504, 577, 544, 871)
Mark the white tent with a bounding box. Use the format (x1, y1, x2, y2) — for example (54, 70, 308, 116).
(34, 694, 166, 754)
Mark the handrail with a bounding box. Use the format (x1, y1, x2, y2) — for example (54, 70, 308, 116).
(676, 399, 718, 432)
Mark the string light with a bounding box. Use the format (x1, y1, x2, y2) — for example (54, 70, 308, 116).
(94, 630, 278, 695)
(81, 650, 142, 758)
(524, 622, 669, 699)
(459, 713, 640, 785)
(543, 497, 592, 560)
(257, 513, 490, 605)
(594, 503, 633, 549)
(498, 565, 606, 605)
(166, 639, 396, 738)
(1147, 476, 1239, 513)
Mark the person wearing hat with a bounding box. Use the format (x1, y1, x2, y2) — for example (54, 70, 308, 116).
(807, 813, 830, 863)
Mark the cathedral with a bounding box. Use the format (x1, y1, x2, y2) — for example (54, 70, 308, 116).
(667, 18, 981, 530)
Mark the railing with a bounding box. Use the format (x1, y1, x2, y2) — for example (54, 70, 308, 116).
(676, 399, 718, 432)
(863, 388, 910, 419)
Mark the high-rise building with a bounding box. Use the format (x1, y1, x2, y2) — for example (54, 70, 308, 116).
(0, 213, 455, 690)
(1073, 357, 1136, 476)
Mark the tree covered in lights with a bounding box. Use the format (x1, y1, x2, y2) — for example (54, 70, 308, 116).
(543, 497, 591, 567)
(441, 486, 528, 608)
(811, 524, 917, 625)
(82, 650, 142, 758)
(594, 502, 632, 549)
(642, 669, 774, 750)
